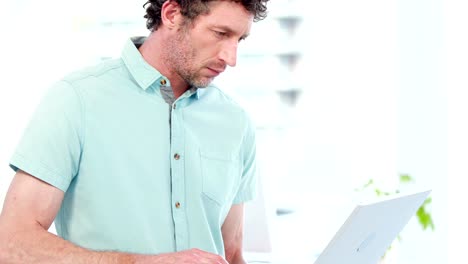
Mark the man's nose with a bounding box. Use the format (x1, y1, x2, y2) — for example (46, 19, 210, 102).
(219, 42, 238, 67)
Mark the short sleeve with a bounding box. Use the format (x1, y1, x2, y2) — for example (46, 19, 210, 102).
(232, 114, 257, 204)
(9, 80, 83, 192)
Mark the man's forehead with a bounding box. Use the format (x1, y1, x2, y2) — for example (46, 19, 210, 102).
(197, 2, 254, 32)
(200, 0, 254, 20)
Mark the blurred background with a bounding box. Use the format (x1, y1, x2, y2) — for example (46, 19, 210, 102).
(0, 0, 467, 263)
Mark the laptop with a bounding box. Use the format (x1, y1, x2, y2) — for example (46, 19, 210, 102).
(245, 189, 431, 264)
(314, 189, 431, 264)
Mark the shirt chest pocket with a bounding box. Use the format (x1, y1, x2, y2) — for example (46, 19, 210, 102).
(200, 150, 240, 206)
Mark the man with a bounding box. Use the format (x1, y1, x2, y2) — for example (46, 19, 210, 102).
(0, 0, 269, 263)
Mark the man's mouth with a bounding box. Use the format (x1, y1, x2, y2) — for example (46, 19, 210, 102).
(206, 67, 224, 76)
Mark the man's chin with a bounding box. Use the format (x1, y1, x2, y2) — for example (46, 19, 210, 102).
(191, 77, 214, 88)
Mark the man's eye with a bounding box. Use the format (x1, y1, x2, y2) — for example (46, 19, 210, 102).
(214, 31, 227, 37)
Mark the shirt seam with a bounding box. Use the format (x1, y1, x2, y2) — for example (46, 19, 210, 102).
(64, 60, 124, 84)
(61, 80, 86, 158)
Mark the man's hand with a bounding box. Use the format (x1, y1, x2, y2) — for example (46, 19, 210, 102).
(133, 248, 229, 264)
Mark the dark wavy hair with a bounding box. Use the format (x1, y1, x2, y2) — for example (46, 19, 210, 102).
(143, 0, 269, 31)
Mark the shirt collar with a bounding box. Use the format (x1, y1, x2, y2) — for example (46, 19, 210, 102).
(121, 36, 163, 91)
(189, 86, 201, 100)
(121, 37, 201, 100)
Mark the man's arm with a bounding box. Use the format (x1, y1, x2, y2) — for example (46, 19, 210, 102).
(0, 170, 109, 263)
(222, 204, 247, 264)
(0, 170, 227, 264)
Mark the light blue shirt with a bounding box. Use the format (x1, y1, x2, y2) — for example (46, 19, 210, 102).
(9, 38, 257, 256)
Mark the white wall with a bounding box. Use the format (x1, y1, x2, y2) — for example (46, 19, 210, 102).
(445, 1, 468, 263)
(0, 1, 79, 207)
(395, 0, 447, 263)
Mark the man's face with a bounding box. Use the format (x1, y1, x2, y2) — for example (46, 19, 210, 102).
(167, 1, 254, 88)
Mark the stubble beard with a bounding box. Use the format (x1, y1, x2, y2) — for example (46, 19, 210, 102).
(167, 29, 213, 88)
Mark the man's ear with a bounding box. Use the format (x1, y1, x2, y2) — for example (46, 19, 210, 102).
(161, 0, 183, 30)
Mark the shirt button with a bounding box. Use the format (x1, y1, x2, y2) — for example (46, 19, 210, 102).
(160, 79, 167, 85)
(175, 202, 181, 208)
(174, 153, 180, 160)
(173, 104, 176, 109)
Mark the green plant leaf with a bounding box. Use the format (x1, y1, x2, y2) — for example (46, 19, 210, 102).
(399, 174, 413, 183)
(355, 179, 374, 192)
(416, 203, 435, 231)
(365, 179, 374, 187)
(423, 197, 432, 205)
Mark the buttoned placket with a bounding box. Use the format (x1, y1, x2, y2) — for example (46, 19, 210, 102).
(170, 92, 192, 251)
